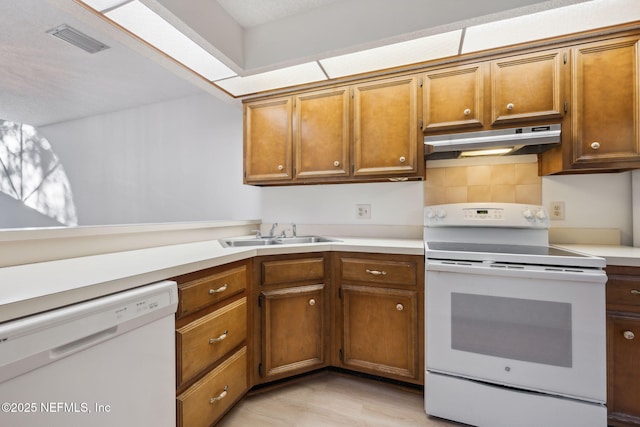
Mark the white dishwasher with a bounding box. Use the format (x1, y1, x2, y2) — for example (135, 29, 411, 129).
(0, 280, 178, 427)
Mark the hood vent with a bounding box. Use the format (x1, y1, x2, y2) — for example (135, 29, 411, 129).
(47, 24, 110, 54)
(424, 124, 561, 160)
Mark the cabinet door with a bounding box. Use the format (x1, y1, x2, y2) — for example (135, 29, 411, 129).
(341, 284, 418, 380)
(260, 284, 327, 379)
(294, 88, 350, 179)
(571, 37, 640, 167)
(607, 313, 640, 426)
(244, 97, 293, 183)
(353, 76, 419, 177)
(423, 64, 484, 131)
(491, 50, 564, 125)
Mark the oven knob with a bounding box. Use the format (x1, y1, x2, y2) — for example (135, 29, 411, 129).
(426, 209, 436, 219)
(535, 209, 547, 220)
(523, 208, 534, 219)
(436, 209, 447, 219)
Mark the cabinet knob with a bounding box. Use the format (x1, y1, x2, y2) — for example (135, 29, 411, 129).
(209, 330, 228, 344)
(333, 160, 340, 167)
(209, 284, 228, 295)
(365, 269, 387, 276)
(624, 331, 635, 340)
(506, 103, 515, 110)
(277, 164, 284, 171)
(396, 303, 404, 311)
(590, 142, 600, 150)
(309, 298, 316, 306)
(463, 108, 471, 116)
(399, 156, 406, 163)
(210, 386, 228, 403)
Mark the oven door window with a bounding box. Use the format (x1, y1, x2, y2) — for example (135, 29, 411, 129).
(451, 293, 572, 367)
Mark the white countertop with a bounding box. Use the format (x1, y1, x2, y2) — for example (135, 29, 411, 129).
(555, 244, 640, 268)
(0, 236, 424, 323)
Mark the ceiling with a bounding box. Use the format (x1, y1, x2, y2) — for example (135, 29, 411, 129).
(0, 0, 638, 127)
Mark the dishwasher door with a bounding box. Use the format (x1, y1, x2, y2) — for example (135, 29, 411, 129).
(0, 280, 178, 427)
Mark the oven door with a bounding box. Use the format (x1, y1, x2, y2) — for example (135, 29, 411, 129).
(426, 259, 606, 403)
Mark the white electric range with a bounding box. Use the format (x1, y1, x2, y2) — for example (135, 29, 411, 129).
(424, 203, 607, 427)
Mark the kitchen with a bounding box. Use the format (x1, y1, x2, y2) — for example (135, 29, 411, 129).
(1, 0, 640, 426)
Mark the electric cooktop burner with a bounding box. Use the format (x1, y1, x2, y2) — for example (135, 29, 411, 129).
(427, 242, 592, 258)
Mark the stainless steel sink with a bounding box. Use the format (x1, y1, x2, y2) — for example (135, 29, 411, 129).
(219, 235, 339, 248)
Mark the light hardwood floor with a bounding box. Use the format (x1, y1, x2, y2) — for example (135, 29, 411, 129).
(219, 372, 465, 427)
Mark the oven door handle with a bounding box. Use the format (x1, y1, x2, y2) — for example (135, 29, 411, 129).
(426, 260, 606, 283)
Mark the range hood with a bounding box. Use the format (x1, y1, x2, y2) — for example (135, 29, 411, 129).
(424, 124, 561, 160)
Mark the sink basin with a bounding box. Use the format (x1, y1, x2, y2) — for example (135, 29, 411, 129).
(220, 236, 339, 248)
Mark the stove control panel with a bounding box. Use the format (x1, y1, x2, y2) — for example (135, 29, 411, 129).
(425, 203, 549, 228)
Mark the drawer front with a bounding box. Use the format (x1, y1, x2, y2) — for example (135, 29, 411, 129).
(178, 266, 247, 317)
(340, 257, 417, 286)
(607, 274, 640, 311)
(177, 347, 248, 427)
(177, 297, 247, 385)
(262, 257, 325, 286)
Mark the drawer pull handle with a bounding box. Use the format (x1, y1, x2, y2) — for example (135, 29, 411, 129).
(624, 331, 635, 340)
(209, 330, 228, 344)
(210, 386, 228, 403)
(396, 303, 404, 311)
(209, 284, 228, 294)
(631, 290, 640, 295)
(365, 269, 387, 276)
(309, 298, 316, 306)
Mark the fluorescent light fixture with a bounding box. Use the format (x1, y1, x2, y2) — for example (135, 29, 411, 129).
(460, 147, 514, 157)
(320, 30, 462, 79)
(462, 0, 640, 54)
(83, 0, 236, 81)
(215, 62, 327, 96)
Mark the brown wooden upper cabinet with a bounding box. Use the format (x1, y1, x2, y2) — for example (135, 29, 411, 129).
(243, 75, 423, 185)
(540, 35, 640, 174)
(423, 63, 485, 131)
(423, 48, 565, 133)
(244, 97, 293, 183)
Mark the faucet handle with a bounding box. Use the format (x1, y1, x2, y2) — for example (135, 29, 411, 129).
(251, 229, 262, 238)
(292, 223, 297, 237)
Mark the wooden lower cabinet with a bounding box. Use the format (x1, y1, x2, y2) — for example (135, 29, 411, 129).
(607, 265, 640, 427)
(177, 347, 247, 427)
(173, 260, 251, 427)
(334, 252, 424, 384)
(254, 254, 331, 384)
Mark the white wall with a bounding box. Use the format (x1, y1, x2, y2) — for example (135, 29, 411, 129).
(542, 171, 633, 246)
(39, 93, 261, 226)
(633, 169, 640, 247)
(261, 181, 424, 226)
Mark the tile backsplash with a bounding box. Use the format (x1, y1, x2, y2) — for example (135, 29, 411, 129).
(424, 155, 541, 206)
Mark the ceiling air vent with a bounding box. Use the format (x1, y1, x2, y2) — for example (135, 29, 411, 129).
(46, 24, 109, 54)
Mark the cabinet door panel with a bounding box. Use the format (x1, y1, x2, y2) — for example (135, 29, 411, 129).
(423, 64, 484, 131)
(295, 88, 350, 179)
(244, 97, 292, 182)
(572, 37, 640, 166)
(491, 50, 563, 125)
(260, 284, 327, 379)
(607, 313, 640, 425)
(353, 76, 418, 176)
(341, 285, 418, 379)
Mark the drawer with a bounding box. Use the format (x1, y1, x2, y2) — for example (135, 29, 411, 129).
(607, 274, 640, 311)
(340, 257, 417, 286)
(177, 297, 247, 385)
(262, 257, 325, 286)
(177, 347, 247, 427)
(178, 266, 247, 317)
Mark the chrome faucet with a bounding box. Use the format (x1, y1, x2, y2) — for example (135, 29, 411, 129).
(292, 223, 297, 237)
(269, 223, 278, 237)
